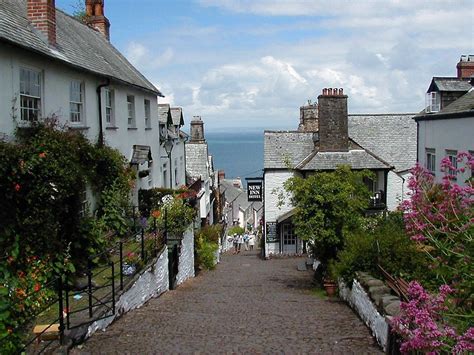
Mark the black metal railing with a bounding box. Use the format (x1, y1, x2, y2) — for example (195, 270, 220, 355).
(0, 276, 65, 354)
(1, 206, 172, 353)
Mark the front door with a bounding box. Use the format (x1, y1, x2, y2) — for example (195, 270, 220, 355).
(281, 223, 297, 254)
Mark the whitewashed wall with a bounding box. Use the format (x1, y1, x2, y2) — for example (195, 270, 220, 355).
(176, 225, 195, 286)
(338, 279, 389, 351)
(86, 248, 169, 338)
(418, 117, 474, 186)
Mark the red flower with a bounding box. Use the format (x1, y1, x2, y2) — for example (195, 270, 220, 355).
(14, 183, 21, 192)
(38, 152, 47, 158)
(151, 210, 161, 218)
(34, 283, 41, 292)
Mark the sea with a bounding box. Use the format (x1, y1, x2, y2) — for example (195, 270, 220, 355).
(206, 130, 264, 183)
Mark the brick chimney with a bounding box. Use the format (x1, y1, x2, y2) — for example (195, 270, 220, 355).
(27, 0, 56, 46)
(298, 101, 318, 132)
(190, 116, 205, 143)
(457, 55, 474, 79)
(317, 88, 349, 152)
(218, 170, 225, 181)
(85, 0, 110, 40)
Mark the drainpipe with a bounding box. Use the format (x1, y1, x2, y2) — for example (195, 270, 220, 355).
(97, 79, 110, 147)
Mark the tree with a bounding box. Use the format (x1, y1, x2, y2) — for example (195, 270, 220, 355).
(282, 165, 373, 272)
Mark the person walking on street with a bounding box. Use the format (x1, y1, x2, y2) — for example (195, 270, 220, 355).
(243, 232, 249, 251)
(233, 234, 239, 254)
(248, 233, 255, 251)
(237, 234, 243, 253)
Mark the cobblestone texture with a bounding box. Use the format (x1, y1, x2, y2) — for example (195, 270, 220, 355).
(74, 251, 382, 354)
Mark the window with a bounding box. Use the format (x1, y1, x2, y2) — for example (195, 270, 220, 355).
(105, 89, 114, 126)
(363, 176, 376, 193)
(162, 163, 168, 188)
(70, 80, 84, 124)
(282, 223, 296, 245)
(79, 188, 88, 217)
(446, 150, 458, 178)
(174, 158, 178, 186)
(470, 151, 474, 179)
(426, 92, 440, 113)
(144, 99, 151, 129)
(426, 148, 436, 174)
(127, 95, 135, 128)
(20, 67, 42, 122)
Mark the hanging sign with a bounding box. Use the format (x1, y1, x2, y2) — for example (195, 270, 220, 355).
(247, 181, 263, 202)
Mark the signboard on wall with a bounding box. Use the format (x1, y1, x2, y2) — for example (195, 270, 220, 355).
(247, 181, 263, 202)
(266, 222, 279, 243)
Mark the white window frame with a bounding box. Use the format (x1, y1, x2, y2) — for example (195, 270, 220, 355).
(70, 80, 84, 124)
(19, 67, 42, 122)
(105, 89, 114, 126)
(446, 149, 458, 179)
(162, 163, 168, 188)
(127, 95, 135, 128)
(426, 92, 440, 113)
(144, 99, 151, 129)
(282, 223, 296, 245)
(426, 148, 436, 174)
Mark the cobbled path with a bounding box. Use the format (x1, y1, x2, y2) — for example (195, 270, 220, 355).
(74, 250, 382, 354)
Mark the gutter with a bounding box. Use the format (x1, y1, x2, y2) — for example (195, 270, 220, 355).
(97, 79, 110, 147)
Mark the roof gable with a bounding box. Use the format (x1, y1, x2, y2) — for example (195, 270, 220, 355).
(428, 77, 471, 93)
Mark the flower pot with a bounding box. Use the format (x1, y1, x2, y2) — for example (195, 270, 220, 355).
(323, 281, 337, 297)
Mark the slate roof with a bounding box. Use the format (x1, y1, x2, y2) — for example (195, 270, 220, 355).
(264, 131, 314, 169)
(130, 145, 151, 164)
(0, 0, 161, 95)
(170, 107, 184, 126)
(415, 90, 474, 121)
(185, 142, 209, 180)
(428, 78, 472, 92)
(265, 114, 416, 173)
(158, 104, 172, 124)
(348, 114, 417, 172)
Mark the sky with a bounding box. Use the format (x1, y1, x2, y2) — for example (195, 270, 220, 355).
(56, 0, 474, 131)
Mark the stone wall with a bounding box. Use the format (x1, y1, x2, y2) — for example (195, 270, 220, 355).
(85, 248, 169, 338)
(338, 272, 401, 352)
(177, 225, 195, 286)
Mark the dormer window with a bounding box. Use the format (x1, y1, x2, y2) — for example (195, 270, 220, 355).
(426, 92, 440, 113)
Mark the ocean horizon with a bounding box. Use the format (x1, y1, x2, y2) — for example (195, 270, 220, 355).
(205, 131, 264, 182)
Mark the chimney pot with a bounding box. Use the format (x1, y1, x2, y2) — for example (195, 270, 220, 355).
(85, 0, 110, 40)
(457, 54, 474, 79)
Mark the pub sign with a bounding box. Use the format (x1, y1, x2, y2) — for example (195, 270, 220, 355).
(247, 181, 263, 202)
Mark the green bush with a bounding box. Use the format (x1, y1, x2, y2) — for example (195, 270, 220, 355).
(228, 226, 244, 236)
(196, 242, 219, 270)
(334, 212, 432, 284)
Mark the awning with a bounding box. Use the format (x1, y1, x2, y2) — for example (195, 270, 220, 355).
(131, 145, 152, 165)
(276, 208, 297, 223)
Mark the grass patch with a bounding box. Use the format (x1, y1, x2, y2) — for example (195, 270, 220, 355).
(309, 287, 327, 299)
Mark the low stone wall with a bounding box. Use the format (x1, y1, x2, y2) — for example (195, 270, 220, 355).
(177, 225, 195, 286)
(338, 272, 401, 352)
(85, 247, 169, 338)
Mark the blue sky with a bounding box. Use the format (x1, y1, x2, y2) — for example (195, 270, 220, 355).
(56, 0, 474, 130)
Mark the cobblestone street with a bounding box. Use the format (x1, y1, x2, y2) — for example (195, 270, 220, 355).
(75, 251, 382, 354)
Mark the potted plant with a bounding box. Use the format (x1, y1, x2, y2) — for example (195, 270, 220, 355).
(323, 260, 338, 297)
(123, 252, 140, 276)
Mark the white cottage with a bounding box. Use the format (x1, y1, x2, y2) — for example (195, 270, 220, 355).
(0, 0, 164, 205)
(416, 55, 474, 186)
(158, 104, 187, 189)
(263, 88, 416, 255)
(185, 116, 215, 226)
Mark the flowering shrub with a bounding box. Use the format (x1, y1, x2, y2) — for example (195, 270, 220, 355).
(150, 196, 195, 239)
(400, 153, 473, 304)
(124, 252, 140, 266)
(394, 153, 473, 353)
(391, 281, 473, 354)
(0, 121, 134, 351)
